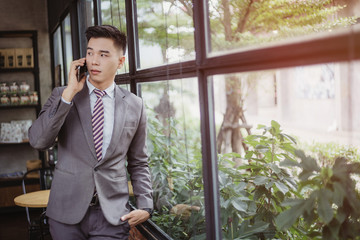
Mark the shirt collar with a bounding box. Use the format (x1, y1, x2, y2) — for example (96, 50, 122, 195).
(87, 79, 115, 99)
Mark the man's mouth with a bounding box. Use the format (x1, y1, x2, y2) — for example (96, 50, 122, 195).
(90, 69, 101, 74)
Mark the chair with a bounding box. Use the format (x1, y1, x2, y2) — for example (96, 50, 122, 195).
(21, 167, 53, 240)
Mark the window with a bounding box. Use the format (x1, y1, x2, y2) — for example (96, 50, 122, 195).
(63, 14, 73, 83)
(51, 13, 73, 87)
(136, 0, 195, 69)
(212, 60, 360, 159)
(121, 0, 359, 238)
(138, 78, 204, 239)
(51, 0, 360, 238)
(53, 27, 64, 87)
(210, 60, 360, 238)
(100, 0, 129, 74)
(208, 0, 359, 55)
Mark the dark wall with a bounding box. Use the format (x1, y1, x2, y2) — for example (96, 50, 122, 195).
(47, 0, 76, 33)
(0, 0, 52, 174)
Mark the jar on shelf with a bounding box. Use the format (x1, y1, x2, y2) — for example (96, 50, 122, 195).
(30, 91, 38, 104)
(0, 83, 9, 94)
(1, 95, 10, 105)
(20, 82, 30, 93)
(10, 94, 20, 105)
(10, 82, 19, 93)
(20, 94, 30, 105)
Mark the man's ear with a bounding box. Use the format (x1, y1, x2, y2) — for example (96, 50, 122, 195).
(118, 56, 126, 69)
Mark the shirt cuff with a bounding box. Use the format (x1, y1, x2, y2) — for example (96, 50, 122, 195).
(61, 96, 72, 105)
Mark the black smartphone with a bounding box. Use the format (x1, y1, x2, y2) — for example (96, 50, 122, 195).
(77, 62, 88, 82)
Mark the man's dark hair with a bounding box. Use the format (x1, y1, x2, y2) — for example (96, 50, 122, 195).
(85, 25, 127, 55)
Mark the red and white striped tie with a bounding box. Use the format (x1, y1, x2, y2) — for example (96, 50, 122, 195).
(92, 89, 106, 161)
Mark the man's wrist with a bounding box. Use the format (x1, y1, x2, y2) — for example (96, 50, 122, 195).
(61, 96, 72, 105)
(62, 87, 77, 102)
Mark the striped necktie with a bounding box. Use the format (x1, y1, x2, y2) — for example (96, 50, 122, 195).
(92, 89, 106, 161)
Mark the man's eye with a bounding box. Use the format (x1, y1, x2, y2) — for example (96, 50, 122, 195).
(87, 52, 93, 56)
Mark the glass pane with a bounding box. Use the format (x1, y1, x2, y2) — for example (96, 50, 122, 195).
(63, 14, 73, 85)
(137, 78, 205, 239)
(208, 0, 359, 54)
(85, 0, 94, 26)
(100, 0, 129, 74)
(137, 0, 195, 69)
(53, 27, 64, 87)
(210, 60, 360, 239)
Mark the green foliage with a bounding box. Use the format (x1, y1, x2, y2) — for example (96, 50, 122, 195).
(152, 206, 188, 239)
(146, 107, 205, 239)
(147, 112, 174, 210)
(147, 113, 360, 239)
(219, 121, 360, 239)
(276, 151, 360, 240)
(299, 141, 360, 167)
(219, 121, 299, 239)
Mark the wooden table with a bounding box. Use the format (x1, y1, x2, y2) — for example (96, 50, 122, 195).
(13, 182, 133, 208)
(14, 190, 50, 208)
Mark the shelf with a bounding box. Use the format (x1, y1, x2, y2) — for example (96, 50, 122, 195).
(0, 30, 43, 192)
(0, 31, 35, 38)
(0, 105, 38, 109)
(0, 68, 37, 73)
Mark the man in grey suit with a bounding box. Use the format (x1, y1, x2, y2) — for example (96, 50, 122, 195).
(29, 25, 153, 239)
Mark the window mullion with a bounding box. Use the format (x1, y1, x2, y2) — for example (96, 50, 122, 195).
(194, 0, 222, 239)
(125, 0, 140, 95)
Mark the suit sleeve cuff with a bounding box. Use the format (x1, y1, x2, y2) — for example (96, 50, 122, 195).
(141, 208, 153, 218)
(61, 96, 72, 105)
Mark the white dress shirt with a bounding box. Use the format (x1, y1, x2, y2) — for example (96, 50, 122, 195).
(87, 80, 115, 159)
(61, 79, 115, 159)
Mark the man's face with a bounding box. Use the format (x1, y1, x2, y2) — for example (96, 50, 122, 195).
(86, 37, 125, 88)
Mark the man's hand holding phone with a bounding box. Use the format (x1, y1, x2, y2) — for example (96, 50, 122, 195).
(77, 61, 88, 82)
(62, 58, 87, 102)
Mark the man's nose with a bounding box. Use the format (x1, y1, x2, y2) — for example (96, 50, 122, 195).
(91, 55, 100, 65)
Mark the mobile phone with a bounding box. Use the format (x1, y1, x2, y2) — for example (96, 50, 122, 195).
(77, 62, 88, 81)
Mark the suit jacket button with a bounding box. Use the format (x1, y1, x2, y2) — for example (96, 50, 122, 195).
(94, 168, 98, 172)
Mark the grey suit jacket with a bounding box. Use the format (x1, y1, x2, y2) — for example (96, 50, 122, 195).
(29, 84, 153, 225)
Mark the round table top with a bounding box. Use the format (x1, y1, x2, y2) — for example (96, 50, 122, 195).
(14, 190, 50, 208)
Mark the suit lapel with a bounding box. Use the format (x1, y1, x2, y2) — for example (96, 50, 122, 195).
(99, 85, 127, 164)
(73, 84, 98, 162)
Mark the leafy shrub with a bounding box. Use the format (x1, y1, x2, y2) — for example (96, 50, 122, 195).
(146, 108, 205, 239)
(276, 151, 360, 240)
(146, 111, 360, 239)
(218, 120, 305, 239)
(299, 141, 360, 167)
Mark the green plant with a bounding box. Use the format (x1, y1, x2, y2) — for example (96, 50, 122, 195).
(243, 121, 305, 239)
(276, 151, 360, 240)
(152, 206, 188, 239)
(218, 122, 360, 239)
(299, 141, 360, 167)
(147, 112, 360, 239)
(146, 107, 205, 239)
(147, 110, 174, 211)
(218, 152, 266, 239)
(216, 121, 305, 239)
